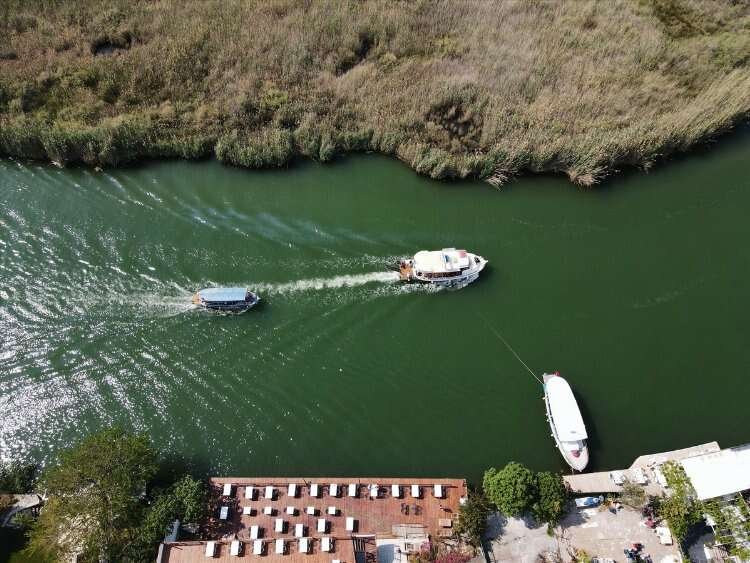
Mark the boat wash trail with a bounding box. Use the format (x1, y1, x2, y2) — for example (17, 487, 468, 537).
(1, 127, 750, 482)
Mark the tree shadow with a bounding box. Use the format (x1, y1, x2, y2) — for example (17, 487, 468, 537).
(484, 511, 507, 540)
(559, 503, 588, 529)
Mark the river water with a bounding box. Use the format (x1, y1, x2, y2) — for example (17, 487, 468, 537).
(1, 130, 749, 483)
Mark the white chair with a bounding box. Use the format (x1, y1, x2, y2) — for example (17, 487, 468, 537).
(310, 483, 320, 497)
(345, 517, 355, 531)
(392, 484, 401, 498)
(656, 526, 673, 545)
(411, 484, 421, 498)
(306, 506, 316, 515)
(369, 484, 379, 498)
(322, 537, 333, 552)
(219, 506, 229, 520)
(286, 506, 295, 515)
(223, 483, 233, 497)
(348, 483, 357, 497)
(631, 467, 648, 485)
(252, 540, 263, 555)
(434, 484, 444, 498)
(288, 483, 298, 498)
(317, 518, 327, 533)
(205, 541, 216, 557)
(275, 518, 285, 533)
(265, 486, 275, 499)
(263, 506, 274, 516)
(330, 483, 339, 497)
(230, 540, 241, 556)
(250, 525, 260, 539)
(610, 471, 625, 485)
(295, 523, 305, 537)
(299, 538, 310, 553)
(327, 506, 337, 516)
(275, 539, 285, 555)
(245, 486, 256, 500)
(243, 506, 253, 515)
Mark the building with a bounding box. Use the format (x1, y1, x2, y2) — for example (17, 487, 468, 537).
(680, 444, 750, 561)
(157, 477, 468, 563)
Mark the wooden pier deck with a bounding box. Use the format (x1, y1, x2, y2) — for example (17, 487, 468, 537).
(159, 476, 467, 563)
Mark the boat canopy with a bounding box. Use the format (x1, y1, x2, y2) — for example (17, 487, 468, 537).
(546, 376, 588, 442)
(413, 248, 470, 273)
(198, 287, 247, 302)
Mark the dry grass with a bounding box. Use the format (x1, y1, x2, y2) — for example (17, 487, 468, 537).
(1, 0, 749, 185)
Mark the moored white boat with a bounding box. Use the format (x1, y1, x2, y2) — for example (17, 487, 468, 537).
(397, 248, 487, 288)
(543, 372, 589, 471)
(192, 287, 260, 312)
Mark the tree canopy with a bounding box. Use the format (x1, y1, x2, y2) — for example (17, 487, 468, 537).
(0, 460, 37, 493)
(483, 462, 538, 517)
(531, 471, 568, 527)
(483, 463, 568, 527)
(134, 475, 208, 557)
(453, 492, 490, 547)
(26, 427, 158, 563)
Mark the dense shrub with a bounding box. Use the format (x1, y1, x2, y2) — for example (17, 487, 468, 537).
(483, 462, 538, 518)
(215, 128, 294, 168)
(532, 472, 568, 527)
(453, 492, 491, 547)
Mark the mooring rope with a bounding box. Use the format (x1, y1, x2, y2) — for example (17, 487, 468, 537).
(476, 311, 544, 386)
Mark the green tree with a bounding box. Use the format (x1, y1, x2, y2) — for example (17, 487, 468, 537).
(0, 460, 37, 493)
(130, 474, 208, 559)
(26, 427, 157, 563)
(453, 492, 490, 547)
(531, 472, 567, 527)
(483, 462, 537, 517)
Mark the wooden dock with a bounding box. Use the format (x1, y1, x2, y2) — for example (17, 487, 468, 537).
(159, 476, 467, 563)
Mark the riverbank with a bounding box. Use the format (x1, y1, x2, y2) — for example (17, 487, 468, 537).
(1, 0, 749, 186)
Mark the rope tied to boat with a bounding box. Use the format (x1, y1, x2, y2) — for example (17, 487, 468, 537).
(476, 311, 544, 385)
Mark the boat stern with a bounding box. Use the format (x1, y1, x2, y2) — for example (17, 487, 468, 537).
(397, 258, 415, 282)
(565, 442, 589, 472)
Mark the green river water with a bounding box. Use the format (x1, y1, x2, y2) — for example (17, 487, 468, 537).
(1, 129, 749, 484)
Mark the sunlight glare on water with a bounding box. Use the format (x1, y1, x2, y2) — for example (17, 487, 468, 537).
(1, 128, 750, 481)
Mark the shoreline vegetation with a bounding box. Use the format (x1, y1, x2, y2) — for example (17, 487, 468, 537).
(2, 428, 568, 563)
(1, 1, 749, 186)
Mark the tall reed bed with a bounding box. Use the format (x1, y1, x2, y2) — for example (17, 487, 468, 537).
(1, 0, 749, 184)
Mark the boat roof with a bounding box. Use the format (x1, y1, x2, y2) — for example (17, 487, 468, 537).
(413, 248, 470, 273)
(545, 375, 588, 441)
(198, 287, 247, 302)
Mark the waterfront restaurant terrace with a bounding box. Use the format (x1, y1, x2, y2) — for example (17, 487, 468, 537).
(157, 477, 468, 563)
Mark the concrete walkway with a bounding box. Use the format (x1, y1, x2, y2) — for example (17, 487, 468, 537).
(1, 493, 44, 527)
(563, 441, 721, 495)
(479, 506, 681, 563)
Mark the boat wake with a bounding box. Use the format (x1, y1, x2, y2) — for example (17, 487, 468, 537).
(252, 271, 401, 295)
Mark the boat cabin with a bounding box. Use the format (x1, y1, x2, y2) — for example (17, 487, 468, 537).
(193, 287, 259, 312)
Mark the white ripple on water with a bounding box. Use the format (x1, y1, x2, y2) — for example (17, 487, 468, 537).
(250, 271, 400, 294)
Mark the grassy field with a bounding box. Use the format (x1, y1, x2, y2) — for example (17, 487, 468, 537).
(1, 0, 749, 185)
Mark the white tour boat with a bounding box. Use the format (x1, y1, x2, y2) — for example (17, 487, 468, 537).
(192, 287, 260, 312)
(543, 372, 589, 471)
(397, 248, 487, 288)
